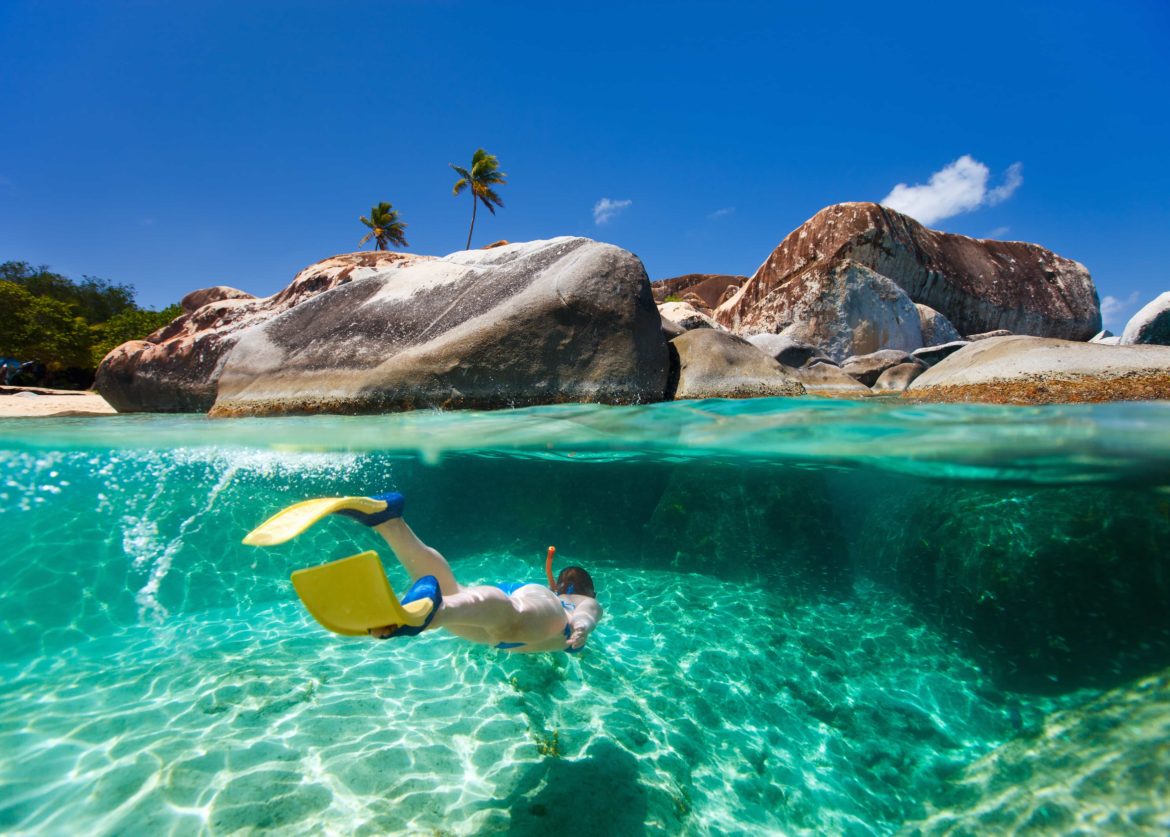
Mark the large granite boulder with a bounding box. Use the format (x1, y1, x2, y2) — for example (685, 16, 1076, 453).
(668, 329, 804, 400)
(717, 202, 1101, 341)
(211, 238, 669, 416)
(907, 335, 1170, 403)
(97, 251, 425, 412)
(652, 273, 745, 313)
(717, 260, 923, 363)
(1120, 291, 1170, 346)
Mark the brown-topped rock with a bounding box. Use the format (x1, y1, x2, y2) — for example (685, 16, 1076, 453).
(97, 251, 427, 412)
(668, 329, 804, 400)
(717, 202, 1100, 341)
(211, 238, 669, 416)
(907, 335, 1170, 403)
(180, 285, 255, 314)
(652, 274, 745, 312)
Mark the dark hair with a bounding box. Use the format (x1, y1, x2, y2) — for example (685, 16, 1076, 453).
(555, 566, 596, 598)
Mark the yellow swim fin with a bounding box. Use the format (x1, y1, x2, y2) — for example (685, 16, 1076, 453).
(290, 551, 435, 636)
(242, 496, 389, 546)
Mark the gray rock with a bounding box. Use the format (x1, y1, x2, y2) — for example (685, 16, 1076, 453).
(965, 329, 1014, 341)
(789, 362, 872, 396)
(97, 251, 427, 412)
(720, 260, 922, 363)
(180, 285, 255, 314)
(745, 334, 827, 367)
(658, 300, 720, 331)
(909, 335, 1170, 401)
(871, 362, 925, 392)
(659, 314, 686, 339)
(841, 349, 915, 387)
(1089, 329, 1114, 343)
(1120, 291, 1170, 346)
(911, 341, 970, 367)
(211, 238, 669, 416)
(915, 303, 962, 346)
(668, 329, 804, 400)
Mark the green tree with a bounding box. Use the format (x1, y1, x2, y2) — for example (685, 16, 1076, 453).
(0, 281, 94, 369)
(450, 148, 506, 249)
(90, 304, 183, 367)
(358, 202, 409, 250)
(0, 261, 135, 322)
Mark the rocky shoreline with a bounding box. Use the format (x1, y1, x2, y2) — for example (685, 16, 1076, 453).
(91, 202, 1169, 415)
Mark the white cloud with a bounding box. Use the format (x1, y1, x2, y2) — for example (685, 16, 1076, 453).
(881, 155, 1023, 226)
(985, 226, 1011, 239)
(1100, 292, 1141, 333)
(708, 207, 735, 220)
(593, 197, 631, 225)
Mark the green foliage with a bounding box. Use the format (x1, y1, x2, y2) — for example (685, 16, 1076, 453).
(1, 262, 181, 384)
(0, 281, 93, 368)
(359, 202, 409, 250)
(90, 304, 183, 366)
(664, 294, 683, 302)
(1, 261, 136, 322)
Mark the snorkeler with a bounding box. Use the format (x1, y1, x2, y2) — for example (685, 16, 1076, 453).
(244, 492, 603, 654)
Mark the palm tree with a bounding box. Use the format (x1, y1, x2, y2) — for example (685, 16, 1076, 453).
(450, 148, 506, 249)
(358, 202, 409, 250)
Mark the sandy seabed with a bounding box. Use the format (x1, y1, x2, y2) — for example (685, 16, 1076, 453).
(0, 387, 116, 417)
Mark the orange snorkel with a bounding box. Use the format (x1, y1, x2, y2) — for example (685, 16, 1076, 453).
(545, 546, 556, 590)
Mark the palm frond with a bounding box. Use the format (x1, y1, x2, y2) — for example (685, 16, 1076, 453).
(360, 215, 373, 228)
(358, 231, 374, 247)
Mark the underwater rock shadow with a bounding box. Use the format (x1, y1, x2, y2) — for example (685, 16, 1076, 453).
(499, 738, 650, 837)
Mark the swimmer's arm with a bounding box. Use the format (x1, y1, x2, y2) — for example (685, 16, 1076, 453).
(567, 599, 603, 650)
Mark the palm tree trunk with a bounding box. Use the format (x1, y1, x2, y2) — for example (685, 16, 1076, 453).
(466, 194, 478, 250)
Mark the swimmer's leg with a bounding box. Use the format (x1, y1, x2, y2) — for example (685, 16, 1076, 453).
(373, 518, 460, 596)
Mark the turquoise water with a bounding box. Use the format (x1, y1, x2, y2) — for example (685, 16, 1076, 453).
(2, 398, 1169, 834)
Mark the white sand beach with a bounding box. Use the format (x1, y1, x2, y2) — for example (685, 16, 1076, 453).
(0, 387, 117, 417)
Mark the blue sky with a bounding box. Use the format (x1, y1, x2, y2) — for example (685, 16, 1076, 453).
(2, 1, 1167, 331)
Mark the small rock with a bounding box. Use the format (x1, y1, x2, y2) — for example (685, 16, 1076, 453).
(180, 285, 255, 314)
(912, 341, 970, 367)
(872, 362, 926, 392)
(745, 334, 828, 368)
(841, 349, 914, 387)
(790, 363, 872, 396)
(1089, 329, 1114, 343)
(916, 304, 962, 347)
(669, 329, 804, 400)
(658, 301, 720, 332)
(1120, 292, 1170, 346)
(659, 314, 686, 339)
(966, 329, 1014, 341)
